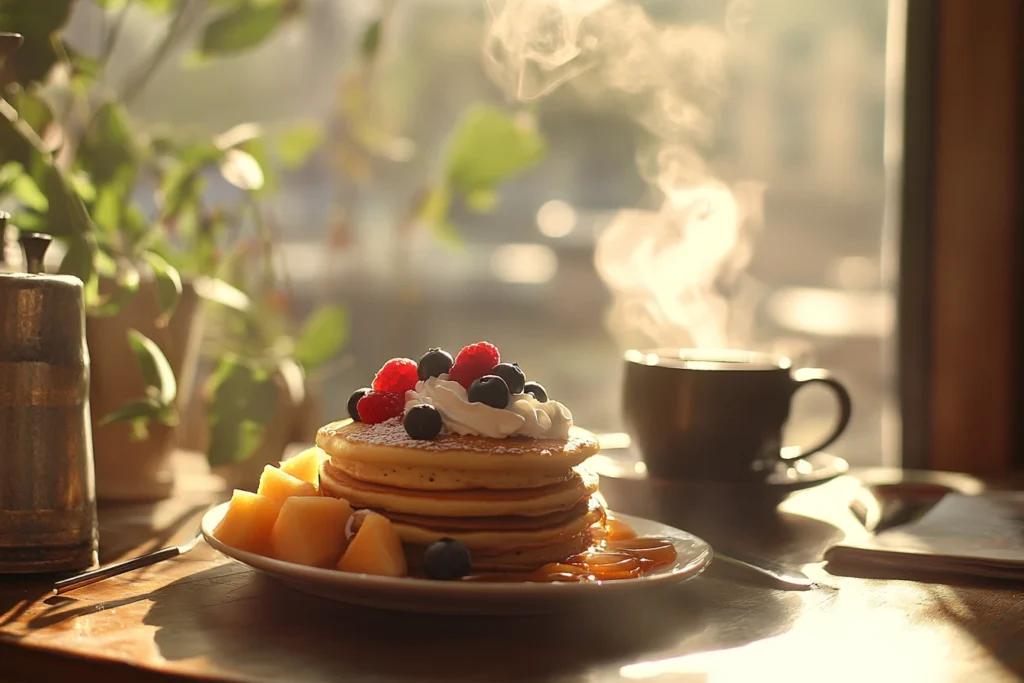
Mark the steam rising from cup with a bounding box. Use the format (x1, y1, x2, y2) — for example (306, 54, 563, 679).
(484, 0, 763, 350)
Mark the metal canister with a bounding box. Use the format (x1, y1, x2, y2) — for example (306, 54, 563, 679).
(0, 229, 98, 573)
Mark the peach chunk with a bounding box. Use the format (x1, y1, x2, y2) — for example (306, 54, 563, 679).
(279, 447, 323, 488)
(213, 490, 282, 556)
(270, 496, 353, 568)
(256, 465, 317, 504)
(336, 512, 408, 578)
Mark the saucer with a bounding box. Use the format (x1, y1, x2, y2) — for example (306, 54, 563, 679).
(588, 444, 849, 501)
(202, 506, 712, 616)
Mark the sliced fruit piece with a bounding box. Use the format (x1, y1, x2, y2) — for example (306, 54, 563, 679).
(270, 496, 353, 568)
(213, 490, 283, 556)
(336, 512, 408, 578)
(280, 447, 323, 488)
(256, 464, 318, 503)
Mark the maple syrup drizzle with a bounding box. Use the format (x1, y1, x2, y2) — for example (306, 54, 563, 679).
(462, 515, 677, 583)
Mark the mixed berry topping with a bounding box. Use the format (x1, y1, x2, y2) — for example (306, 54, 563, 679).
(355, 390, 404, 424)
(352, 342, 557, 439)
(417, 348, 454, 381)
(490, 362, 525, 395)
(423, 537, 472, 580)
(468, 375, 510, 409)
(372, 358, 419, 395)
(404, 403, 443, 440)
(523, 381, 548, 403)
(448, 341, 500, 389)
(347, 387, 371, 421)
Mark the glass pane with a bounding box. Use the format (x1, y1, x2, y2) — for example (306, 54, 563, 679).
(64, 0, 898, 467)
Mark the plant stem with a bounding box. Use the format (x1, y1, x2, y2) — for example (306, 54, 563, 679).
(119, 0, 197, 108)
(100, 0, 135, 67)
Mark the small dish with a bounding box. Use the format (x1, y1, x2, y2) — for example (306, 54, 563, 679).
(201, 505, 712, 616)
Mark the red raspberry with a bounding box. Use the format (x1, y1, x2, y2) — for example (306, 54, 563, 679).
(372, 358, 419, 395)
(356, 391, 404, 424)
(448, 342, 500, 389)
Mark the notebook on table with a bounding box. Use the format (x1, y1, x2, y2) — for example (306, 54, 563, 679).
(825, 491, 1024, 581)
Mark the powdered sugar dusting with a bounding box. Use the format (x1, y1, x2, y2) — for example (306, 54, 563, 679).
(333, 419, 580, 456)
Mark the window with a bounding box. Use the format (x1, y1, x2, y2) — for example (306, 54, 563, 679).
(61, 0, 897, 467)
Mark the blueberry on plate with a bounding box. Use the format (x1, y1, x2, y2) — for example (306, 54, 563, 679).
(423, 537, 472, 580)
(404, 404, 443, 440)
(417, 348, 454, 381)
(468, 375, 510, 409)
(522, 381, 548, 403)
(347, 387, 371, 421)
(490, 362, 525, 395)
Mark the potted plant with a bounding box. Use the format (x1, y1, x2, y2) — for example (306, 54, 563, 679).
(2, 1, 547, 498)
(0, 0, 345, 499)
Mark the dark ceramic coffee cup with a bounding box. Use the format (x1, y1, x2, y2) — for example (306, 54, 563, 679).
(622, 349, 852, 482)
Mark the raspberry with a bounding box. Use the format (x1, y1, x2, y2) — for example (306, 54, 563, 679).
(372, 358, 419, 394)
(355, 391, 404, 424)
(449, 342, 500, 389)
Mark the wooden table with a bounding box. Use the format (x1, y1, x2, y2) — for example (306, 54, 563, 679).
(2, 458, 1022, 683)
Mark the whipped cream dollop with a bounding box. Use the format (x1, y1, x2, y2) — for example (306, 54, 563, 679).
(404, 375, 573, 439)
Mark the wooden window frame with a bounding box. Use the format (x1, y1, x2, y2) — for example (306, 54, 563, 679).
(899, 0, 1022, 474)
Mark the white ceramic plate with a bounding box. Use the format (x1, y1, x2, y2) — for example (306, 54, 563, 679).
(201, 504, 712, 615)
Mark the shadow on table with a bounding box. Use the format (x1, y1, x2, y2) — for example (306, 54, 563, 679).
(139, 564, 803, 682)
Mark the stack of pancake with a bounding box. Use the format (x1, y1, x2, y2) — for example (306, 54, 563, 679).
(316, 418, 602, 571)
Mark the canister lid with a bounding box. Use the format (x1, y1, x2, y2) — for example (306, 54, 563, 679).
(0, 233, 87, 365)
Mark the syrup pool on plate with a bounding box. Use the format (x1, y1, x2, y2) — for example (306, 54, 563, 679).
(462, 514, 678, 583)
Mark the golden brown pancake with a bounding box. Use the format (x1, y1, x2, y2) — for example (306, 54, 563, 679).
(319, 460, 598, 518)
(328, 457, 574, 491)
(316, 419, 599, 474)
(315, 416, 603, 571)
(387, 501, 603, 551)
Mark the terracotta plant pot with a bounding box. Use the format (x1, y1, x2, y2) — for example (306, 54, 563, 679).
(89, 281, 204, 501)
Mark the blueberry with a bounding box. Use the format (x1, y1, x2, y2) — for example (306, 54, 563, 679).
(522, 381, 548, 403)
(423, 537, 472, 580)
(468, 375, 510, 409)
(417, 348, 454, 381)
(347, 387, 371, 421)
(490, 362, 525, 395)
(404, 404, 443, 440)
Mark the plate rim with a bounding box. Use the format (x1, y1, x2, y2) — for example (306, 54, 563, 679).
(201, 504, 712, 597)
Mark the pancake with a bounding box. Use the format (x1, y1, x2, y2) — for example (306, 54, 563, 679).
(406, 528, 594, 572)
(387, 500, 604, 551)
(317, 419, 599, 474)
(319, 460, 598, 518)
(328, 457, 574, 491)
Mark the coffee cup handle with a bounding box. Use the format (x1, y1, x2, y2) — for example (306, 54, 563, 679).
(780, 368, 852, 461)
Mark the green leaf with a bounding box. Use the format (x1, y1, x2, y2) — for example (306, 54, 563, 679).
(444, 105, 545, 196)
(0, 160, 20, 192)
(126, 329, 177, 407)
(0, 0, 74, 87)
(10, 171, 47, 211)
(88, 262, 141, 317)
(77, 101, 137, 187)
(360, 19, 381, 60)
(276, 122, 323, 169)
(200, 2, 286, 57)
(59, 235, 96, 288)
(464, 188, 498, 213)
(138, 0, 178, 12)
(143, 250, 183, 326)
(12, 92, 55, 150)
(205, 355, 280, 467)
(98, 397, 175, 432)
(219, 148, 264, 191)
(68, 170, 96, 203)
(292, 305, 347, 370)
(235, 137, 276, 195)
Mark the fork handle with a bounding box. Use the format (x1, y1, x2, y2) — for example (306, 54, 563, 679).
(53, 546, 182, 595)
